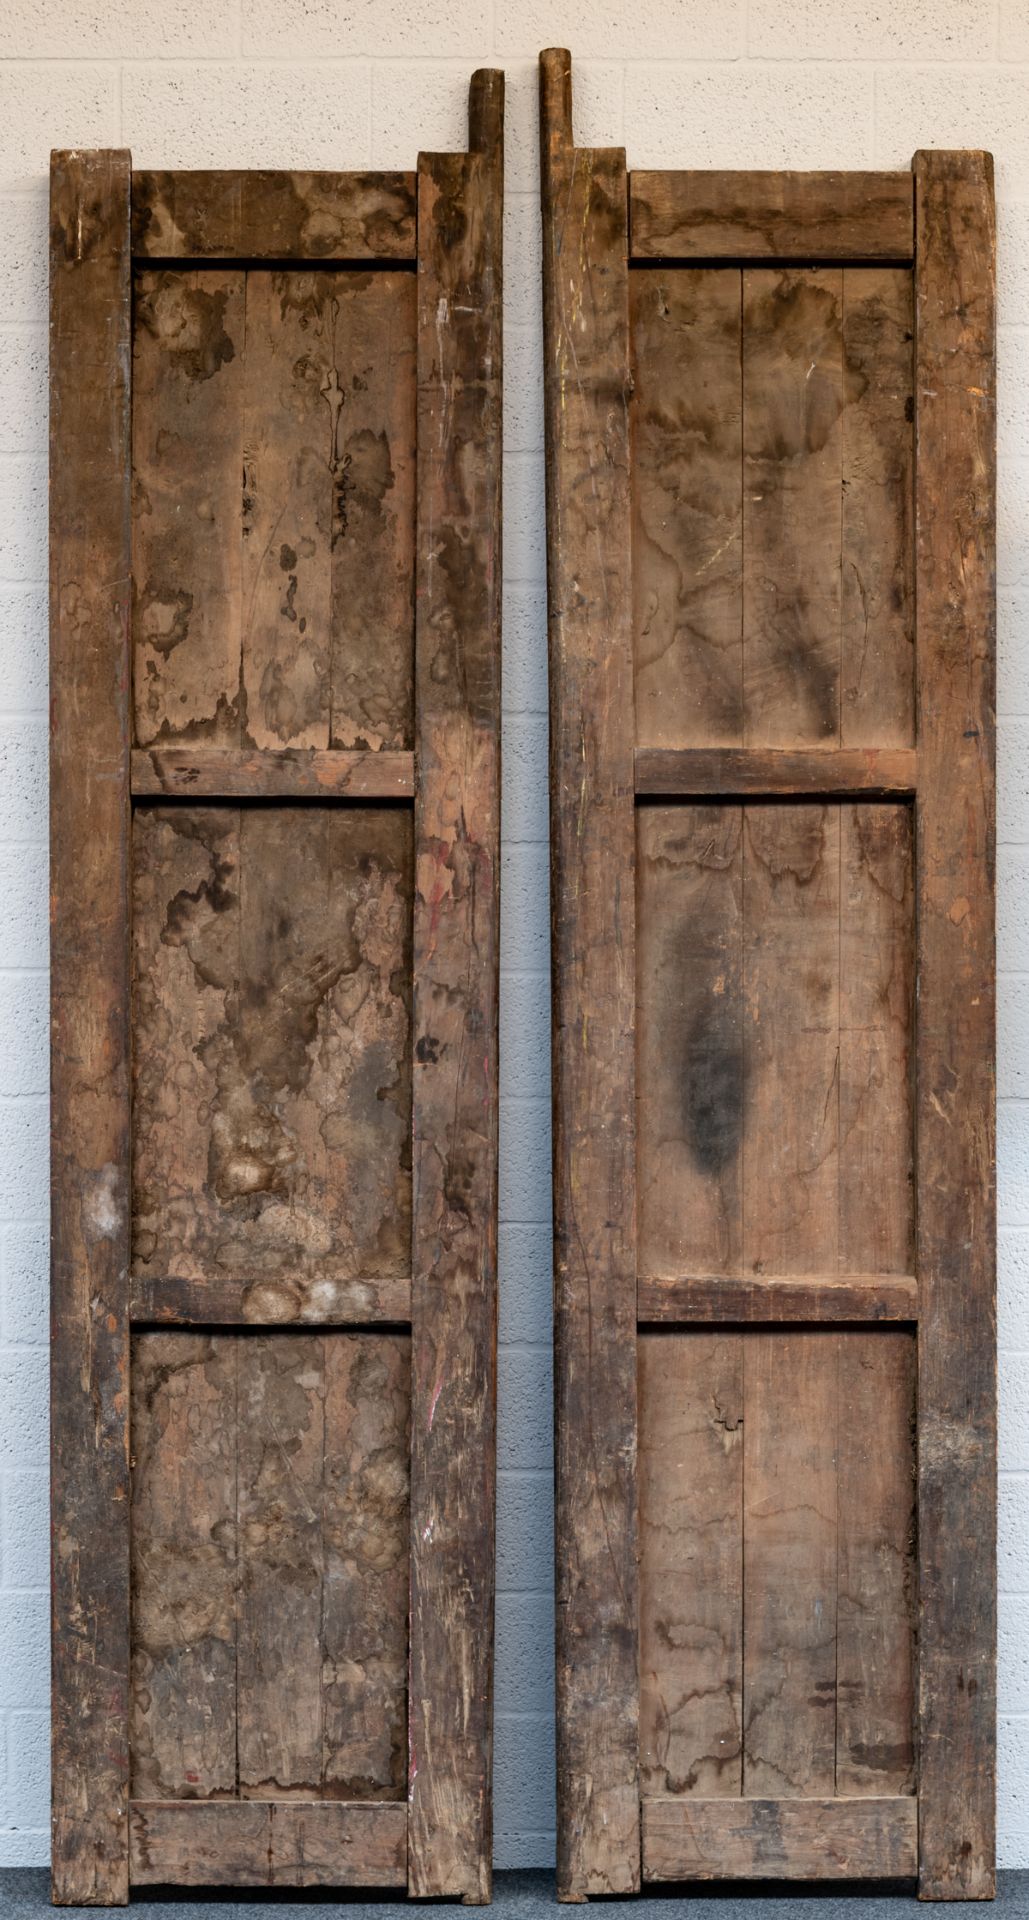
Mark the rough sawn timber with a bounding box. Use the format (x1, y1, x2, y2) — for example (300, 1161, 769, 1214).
(540, 47, 640, 1901)
(406, 68, 503, 1905)
(49, 147, 133, 1907)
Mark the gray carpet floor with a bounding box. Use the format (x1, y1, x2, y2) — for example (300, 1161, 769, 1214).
(3, 1870, 1029, 1917)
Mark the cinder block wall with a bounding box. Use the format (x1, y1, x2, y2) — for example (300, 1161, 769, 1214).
(1, 0, 1028, 1871)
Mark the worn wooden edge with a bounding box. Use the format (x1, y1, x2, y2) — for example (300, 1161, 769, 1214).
(131, 169, 417, 260)
(641, 1797, 918, 1882)
(541, 48, 641, 1904)
(913, 148, 997, 1903)
(128, 1801, 408, 1889)
(128, 1272, 412, 1327)
(629, 169, 915, 262)
(406, 68, 503, 1907)
(638, 1273, 918, 1325)
(50, 147, 133, 1909)
(130, 746, 414, 800)
(635, 746, 918, 799)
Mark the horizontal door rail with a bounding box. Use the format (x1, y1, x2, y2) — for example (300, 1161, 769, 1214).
(635, 746, 917, 800)
(629, 169, 914, 263)
(131, 746, 414, 800)
(132, 169, 417, 261)
(129, 1271, 412, 1327)
(638, 1272, 918, 1325)
(642, 1796, 917, 1882)
(129, 1800, 408, 1889)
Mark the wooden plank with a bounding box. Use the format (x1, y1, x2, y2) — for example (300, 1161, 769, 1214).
(839, 805, 914, 1276)
(630, 171, 914, 263)
(50, 147, 133, 1907)
(236, 1333, 326, 1797)
(129, 1270, 411, 1326)
(132, 269, 244, 745)
(631, 269, 743, 747)
(638, 1272, 917, 1323)
(743, 806, 840, 1276)
(841, 269, 915, 746)
(836, 1331, 917, 1795)
(635, 746, 917, 798)
(132, 170, 417, 261)
(540, 48, 640, 1899)
(406, 68, 503, 1904)
(322, 1334, 410, 1797)
(913, 148, 997, 1900)
(641, 1795, 917, 1882)
(743, 1332, 838, 1796)
(131, 805, 412, 1314)
(129, 1799, 408, 1887)
(743, 269, 844, 747)
(241, 272, 332, 747)
(327, 271, 416, 751)
(129, 1334, 237, 1800)
(637, 806, 743, 1277)
(131, 746, 414, 798)
(638, 1333, 743, 1799)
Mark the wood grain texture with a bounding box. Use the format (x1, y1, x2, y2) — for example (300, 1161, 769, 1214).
(132, 269, 415, 751)
(743, 1331, 838, 1796)
(132, 171, 417, 261)
(836, 1331, 916, 1795)
(129, 1330, 410, 1806)
(913, 148, 997, 1900)
(631, 270, 743, 747)
(743, 269, 843, 747)
(841, 269, 915, 745)
(639, 1333, 743, 1800)
(50, 148, 133, 1907)
(629, 171, 915, 263)
(541, 47, 640, 1899)
(637, 1272, 917, 1323)
(635, 746, 917, 798)
(131, 805, 412, 1319)
(132, 268, 244, 744)
(129, 1269, 411, 1326)
(129, 1799, 408, 1887)
(131, 746, 414, 798)
(642, 1795, 917, 1881)
(406, 68, 503, 1905)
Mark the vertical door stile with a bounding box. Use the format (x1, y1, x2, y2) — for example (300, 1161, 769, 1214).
(540, 47, 640, 1902)
(49, 149, 133, 1907)
(913, 148, 997, 1900)
(408, 69, 504, 1905)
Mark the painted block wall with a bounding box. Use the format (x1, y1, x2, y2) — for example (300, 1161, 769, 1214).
(0, 0, 1027, 1873)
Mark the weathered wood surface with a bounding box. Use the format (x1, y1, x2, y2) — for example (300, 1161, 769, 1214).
(631, 266, 914, 751)
(406, 67, 503, 1905)
(130, 1331, 410, 1804)
(129, 1269, 411, 1326)
(630, 171, 914, 262)
(129, 1800, 408, 1887)
(636, 803, 914, 1282)
(635, 746, 917, 797)
(638, 1330, 916, 1820)
(131, 746, 414, 799)
(541, 47, 640, 1899)
(132, 268, 416, 749)
(131, 805, 412, 1321)
(50, 147, 133, 1907)
(637, 1272, 918, 1323)
(642, 1796, 918, 1882)
(914, 148, 997, 1901)
(132, 170, 417, 261)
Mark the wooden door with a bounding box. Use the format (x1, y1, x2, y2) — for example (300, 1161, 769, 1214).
(541, 48, 995, 1902)
(50, 71, 502, 1906)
